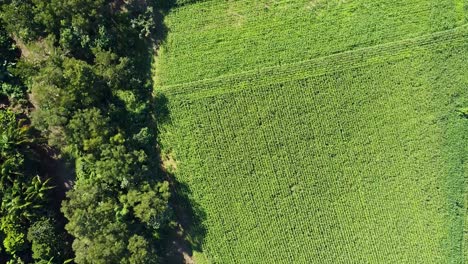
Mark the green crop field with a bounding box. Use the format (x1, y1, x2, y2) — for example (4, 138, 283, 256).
(154, 0, 468, 263)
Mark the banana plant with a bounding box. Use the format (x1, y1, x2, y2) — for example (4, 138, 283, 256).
(0, 110, 30, 187)
(0, 110, 33, 154)
(1, 176, 55, 222)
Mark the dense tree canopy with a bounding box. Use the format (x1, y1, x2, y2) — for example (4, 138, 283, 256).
(0, 0, 173, 262)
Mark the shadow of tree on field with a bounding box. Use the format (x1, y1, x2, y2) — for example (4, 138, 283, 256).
(153, 93, 171, 125)
(151, 1, 208, 263)
(170, 179, 207, 251)
(159, 170, 208, 263)
(152, 94, 208, 263)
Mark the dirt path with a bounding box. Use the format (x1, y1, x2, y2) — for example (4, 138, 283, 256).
(162, 223, 195, 264)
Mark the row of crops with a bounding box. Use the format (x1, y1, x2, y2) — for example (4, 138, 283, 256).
(155, 0, 468, 86)
(155, 0, 467, 262)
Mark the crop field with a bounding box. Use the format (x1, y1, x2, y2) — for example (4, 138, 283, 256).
(156, 0, 468, 85)
(155, 0, 468, 263)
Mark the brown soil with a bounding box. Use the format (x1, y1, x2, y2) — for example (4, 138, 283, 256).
(161, 152, 178, 172)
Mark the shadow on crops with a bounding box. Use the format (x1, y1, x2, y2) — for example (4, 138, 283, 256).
(160, 172, 207, 263)
(153, 94, 207, 263)
(153, 92, 207, 263)
(151, 1, 208, 262)
(171, 178, 207, 251)
(154, 93, 171, 125)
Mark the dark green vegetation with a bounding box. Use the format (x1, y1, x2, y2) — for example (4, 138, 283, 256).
(0, 27, 25, 104)
(0, 0, 183, 263)
(1, 24, 71, 263)
(155, 0, 468, 263)
(0, 108, 71, 263)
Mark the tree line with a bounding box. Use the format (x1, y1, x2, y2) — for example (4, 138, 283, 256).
(0, 0, 175, 263)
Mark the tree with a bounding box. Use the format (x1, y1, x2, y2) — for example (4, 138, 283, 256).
(123, 182, 171, 231)
(1, 218, 26, 255)
(65, 107, 110, 156)
(0, 0, 42, 41)
(31, 56, 109, 148)
(62, 182, 130, 263)
(127, 235, 158, 264)
(27, 217, 65, 262)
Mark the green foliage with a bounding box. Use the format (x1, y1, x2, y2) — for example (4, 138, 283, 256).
(123, 182, 171, 230)
(456, 107, 468, 118)
(61, 181, 128, 263)
(0, 26, 17, 68)
(0, 0, 41, 41)
(0, 25, 25, 103)
(0, 109, 61, 260)
(1, 219, 26, 255)
(27, 217, 64, 262)
(93, 49, 131, 90)
(156, 0, 467, 86)
(35, 0, 107, 44)
(65, 108, 110, 155)
(1, 83, 24, 102)
(1, 0, 178, 262)
(62, 58, 103, 106)
(30, 55, 110, 148)
(0, 110, 31, 189)
(130, 6, 156, 39)
(1, 0, 162, 58)
(2, 176, 53, 223)
(5, 256, 26, 264)
(127, 235, 158, 264)
(62, 179, 168, 263)
(0, 1, 175, 261)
